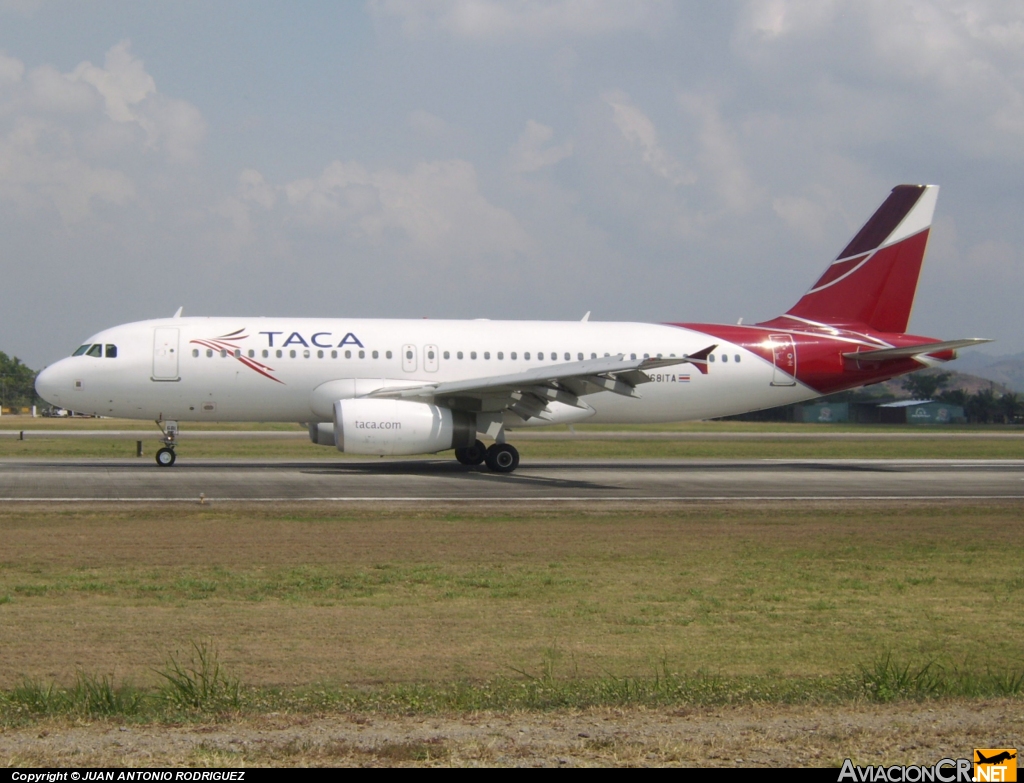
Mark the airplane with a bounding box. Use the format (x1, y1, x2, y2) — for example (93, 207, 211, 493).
(34, 184, 990, 473)
(976, 751, 1016, 765)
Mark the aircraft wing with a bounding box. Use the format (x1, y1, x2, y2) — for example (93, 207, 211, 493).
(842, 338, 992, 362)
(366, 345, 717, 422)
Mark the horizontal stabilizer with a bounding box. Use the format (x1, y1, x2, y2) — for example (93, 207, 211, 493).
(842, 338, 992, 362)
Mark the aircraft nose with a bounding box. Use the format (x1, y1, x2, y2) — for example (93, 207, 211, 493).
(35, 362, 66, 406)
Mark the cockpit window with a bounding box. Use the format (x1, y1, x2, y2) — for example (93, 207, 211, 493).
(86, 344, 103, 358)
(73, 345, 90, 356)
(105, 344, 117, 358)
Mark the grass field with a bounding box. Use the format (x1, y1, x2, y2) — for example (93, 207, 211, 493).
(2, 417, 1024, 459)
(1, 501, 1022, 720)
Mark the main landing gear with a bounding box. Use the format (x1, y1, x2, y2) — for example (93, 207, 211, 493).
(454, 439, 520, 473)
(155, 420, 178, 467)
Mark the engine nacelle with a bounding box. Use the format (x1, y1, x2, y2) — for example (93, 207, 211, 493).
(334, 399, 476, 456)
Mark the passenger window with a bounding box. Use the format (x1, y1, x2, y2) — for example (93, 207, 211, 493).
(524, 352, 531, 360)
(276, 349, 283, 359)
(484, 352, 490, 360)
(591, 353, 597, 359)
(457, 351, 464, 359)
(404, 350, 412, 360)
(386, 350, 393, 359)
(346, 350, 353, 359)
(578, 353, 583, 361)
(564, 352, 570, 361)
(428, 350, 435, 360)
(86, 344, 102, 358)
(443, 351, 450, 360)
(73, 345, 90, 356)
(303, 350, 310, 358)
(331, 350, 338, 359)
(105, 344, 117, 358)
(471, 351, 477, 360)
(359, 350, 365, 359)
(248, 350, 255, 358)
(735, 354, 741, 363)
(497, 352, 503, 360)
(289, 350, 296, 358)
(235, 349, 242, 358)
(709, 354, 715, 362)
(317, 350, 324, 358)
(644, 353, 649, 359)
(220, 349, 227, 358)
(511, 352, 517, 360)
(263, 350, 270, 359)
(207, 349, 213, 358)
(721, 354, 728, 363)
(192, 349, 199, 358)
(372, 350, 379, 359)
(630, 353, 636, 360)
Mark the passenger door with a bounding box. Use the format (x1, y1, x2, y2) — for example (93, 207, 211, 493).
(152, 328, 180, 381)
(769, 334, 797, 386)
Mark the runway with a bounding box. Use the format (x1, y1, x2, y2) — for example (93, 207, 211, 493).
(2, 458, 1023, 501)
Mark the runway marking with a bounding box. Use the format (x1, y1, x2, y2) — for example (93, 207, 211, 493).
(4, 496, 1024, 503)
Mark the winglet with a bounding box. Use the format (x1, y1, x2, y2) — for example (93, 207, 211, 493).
(172, 306, 183, 319)
(683, 344, 718, 375)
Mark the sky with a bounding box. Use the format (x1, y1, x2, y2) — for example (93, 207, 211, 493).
(1, 0, 1022, 369)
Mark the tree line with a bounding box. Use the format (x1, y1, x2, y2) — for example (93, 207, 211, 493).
(0, 352, 38, 409)
(902, 371, 1020, 424)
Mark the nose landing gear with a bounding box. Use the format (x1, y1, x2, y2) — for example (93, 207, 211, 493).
(155, 420, 178, 467)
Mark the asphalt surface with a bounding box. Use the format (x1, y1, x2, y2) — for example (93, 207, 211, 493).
(2, 457, 1023, 501)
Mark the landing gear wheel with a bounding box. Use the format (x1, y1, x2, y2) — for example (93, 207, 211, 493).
(155, 447, 177, 467)
(484, 443, 519, 473)
(455, 439, 488, 466)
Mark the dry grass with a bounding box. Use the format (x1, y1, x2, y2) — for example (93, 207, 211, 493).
(3, 700, 1022, 767)
(0, 502, 1022, 691)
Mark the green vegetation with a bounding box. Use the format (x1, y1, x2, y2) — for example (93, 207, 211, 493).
(2, 651, 1022, 724)
(0, 351, 37, 409)
(0, 502, 1021, 726)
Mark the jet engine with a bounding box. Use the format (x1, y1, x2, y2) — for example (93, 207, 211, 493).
(333, 398, 476, 456)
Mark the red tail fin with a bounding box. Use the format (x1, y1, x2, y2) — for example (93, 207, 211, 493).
(781, 184, 938, 334)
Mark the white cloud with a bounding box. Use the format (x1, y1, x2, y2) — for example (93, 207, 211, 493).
(678, 93, 761, 213)
(239, 168, 276, 210)
(0, 42, 207, 224)
(0, 51, 24, 85)
(71, 41, 156, 123)
(509, 120, 573, 173)
(70, 41, 205, 161)
(282, 158, 528, 262)
(408, 109, 451, 137)
(371, 0, 672, 40)
(0, 117, 135, 222)
(603, 90, 690, 186)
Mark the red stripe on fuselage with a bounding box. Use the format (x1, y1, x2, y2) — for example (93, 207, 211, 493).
(669, 323, 948, 395)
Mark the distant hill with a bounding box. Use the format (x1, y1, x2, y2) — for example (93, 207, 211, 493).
(946, 351, 1024, 393)
(873, 368, 1012, 399)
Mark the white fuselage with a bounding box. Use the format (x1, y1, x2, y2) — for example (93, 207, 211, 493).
(35, 317, 819, 425)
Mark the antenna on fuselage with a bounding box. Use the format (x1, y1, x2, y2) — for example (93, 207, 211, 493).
(172, 306, 183, 319)
(581, 311, 591, 322)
